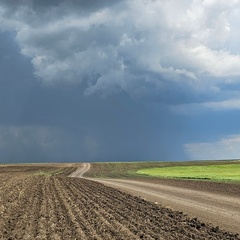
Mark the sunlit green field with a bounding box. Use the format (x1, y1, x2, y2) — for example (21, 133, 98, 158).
(86, 160, 240, 182)
(137, 163, 240, 181)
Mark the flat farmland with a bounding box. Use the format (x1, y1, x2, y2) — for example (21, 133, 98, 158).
(86, 161, 240, 235)
(137, 163, 240, 181)
(1, 164, 240, 239)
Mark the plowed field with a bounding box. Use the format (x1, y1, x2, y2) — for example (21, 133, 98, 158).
(1, 165, 239, 240)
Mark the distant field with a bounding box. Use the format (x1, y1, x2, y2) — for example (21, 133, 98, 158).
(85, 161, 169, 178)
(0, 164, 77, 177)
(86, 160, 240, 181)
(137, 163, 240, 181)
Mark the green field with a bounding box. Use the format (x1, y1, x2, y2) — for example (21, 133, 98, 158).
(86, 160, 240, 182)
(137, 163, 240, 181)
(85, 161, 170, 178)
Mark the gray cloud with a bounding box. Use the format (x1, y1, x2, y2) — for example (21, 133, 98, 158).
(184, 134, 240, 160)
(1, 0, 121, 12)
(1, 1, 240, 163)
(2, 0, 240, 107)
(0, 89, 186, 163)
(0, 32, 186, 164)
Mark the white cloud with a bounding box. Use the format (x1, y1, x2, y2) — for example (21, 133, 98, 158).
(1, 0, 240, 104)
(171, 98, 240, 114)
(204, 98, 240, 110)
(185, 134, 240, 160)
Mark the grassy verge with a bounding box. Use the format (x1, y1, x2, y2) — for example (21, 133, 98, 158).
(137, 163, 240, 181)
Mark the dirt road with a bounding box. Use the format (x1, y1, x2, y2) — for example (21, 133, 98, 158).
(71, 164, 240, 234)
(69, 163, 90, 178)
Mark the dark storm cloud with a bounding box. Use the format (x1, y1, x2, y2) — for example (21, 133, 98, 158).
(1, 1, 240, 162)
(1, 0, 239, 108)
(1, 0, 121, 11)
(0, 31, 187, 163)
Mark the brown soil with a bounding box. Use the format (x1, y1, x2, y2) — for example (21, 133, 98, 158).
(131, 177, 240, 198)
(1, 165, 239, 240)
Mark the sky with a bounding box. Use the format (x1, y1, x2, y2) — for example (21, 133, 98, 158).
(1, 0, 240, 163)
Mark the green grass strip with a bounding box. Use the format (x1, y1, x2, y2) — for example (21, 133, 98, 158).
(137, 164, 240, 181)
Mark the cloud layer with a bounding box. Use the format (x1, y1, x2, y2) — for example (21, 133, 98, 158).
(1, 1, 240, 162)
(1, 0, 240, 106)
(185, 134, 240, 160)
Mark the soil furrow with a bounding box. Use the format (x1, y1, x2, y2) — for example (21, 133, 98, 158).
(52, 177, 91, 240)
(36, 177, 51, 240)
(49, 178, 82, 239)
(47, 177, 68, 240)
(64, 178, 154, 239)
(21, 177, 43, 239)
(1, 177, 40, 239)
(64, 178, 199, 239)
(1, 165, 240, 240)
(59, 177, 142, 240)
(56, 177, 121, 240)
(67, 179, 179, 239)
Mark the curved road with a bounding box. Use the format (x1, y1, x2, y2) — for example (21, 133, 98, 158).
(69, 163, 91, 178)
(70, 163, 240, 234)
